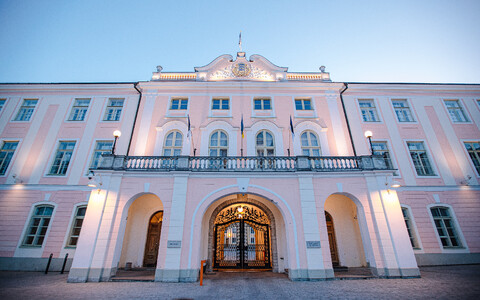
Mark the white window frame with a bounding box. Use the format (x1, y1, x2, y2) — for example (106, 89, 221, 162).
(209, 130, 228, 157)
(251, 96, 275, 118)
(358, 98, 381, 123)
(405, 140, 438, 178)
(391, 98, 416, 123)
(211, 98, 230, 110)
(427, 204, 468, 253)
(0, 140, 19, 176)
(294, 98, 313, 111)
(443, 99, 471, 123)
(371, 140, 398, 175)
(65, 204, 88, 248)
(255, 129, 276, 157)
(46, 140, 78, 177)
(300, 130, 321, 157)
(0, 99, 6, 114)
(163, 130, 183, 156)
(88, 140, 114, 171)
(67, 98, 91, 122)
(400, 205, 422, 250)
(169, 97, 189, 110)
(13, 99, 39, 122)
(21, 204, 55, 247)
(461, 139, 480, 177)
(102, 98, 125, 122)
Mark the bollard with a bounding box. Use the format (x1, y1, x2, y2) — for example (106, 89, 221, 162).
(45, 253, 53, 274)
(199, 260, 206, 286)
(61, 253, 69, 274)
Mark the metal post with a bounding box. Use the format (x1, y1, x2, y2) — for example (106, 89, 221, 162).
(367, 136, 373, 155)
(200, 259, 207, 286)
(60, 253, 69, 274)
(111, 135, 119, 155)
(45, 253, 53, 274)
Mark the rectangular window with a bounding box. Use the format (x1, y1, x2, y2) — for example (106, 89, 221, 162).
(170, 98, 188, 110)
(23, 205, 54, 246)
(358, 99, 380, 122)
(212, 98, 229, 110)
(89, 141, 114, 170)
(444, 100, 469, 122)
(407, 142, 435, 176)
(295, 98, 312, 110)
(0, 141, 18, 175)
(430, 207, 461, 248)
(254, 98, 272, 110)
(392, 99, 415, 122)
(49, 141, 76, 175)
(402, 207, 419, 249)
(0, 99, 5, 112)
(67, 206, 87, 247)
(14, 99, 38, 121)
(68, 99, 91, 121)
(103, 98, 124, 121)
(372, 142, 394, 170)
(464, 142, 480, 175)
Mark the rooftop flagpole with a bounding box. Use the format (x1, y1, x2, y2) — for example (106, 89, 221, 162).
(239, 31, 242, 51)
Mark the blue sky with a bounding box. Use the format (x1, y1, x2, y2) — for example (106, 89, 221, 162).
(1, 0, 479, 83)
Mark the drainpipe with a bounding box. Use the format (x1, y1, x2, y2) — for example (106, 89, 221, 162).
(339, 83, 357, 156)
(127, 82, 142, 156)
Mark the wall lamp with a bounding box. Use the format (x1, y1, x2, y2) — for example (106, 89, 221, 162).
(87, 171, 102, 191)
(364, 130, 373, 155)
(111, 130, 122, 155)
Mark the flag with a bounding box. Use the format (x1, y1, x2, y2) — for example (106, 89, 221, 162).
(187, 114, 191, 138)
(290, 116, 295, 139)
(241, 115, 244, 139)
(239, 31, 242, 49)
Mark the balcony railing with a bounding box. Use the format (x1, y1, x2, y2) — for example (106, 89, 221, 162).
(98, 155, 390, 172)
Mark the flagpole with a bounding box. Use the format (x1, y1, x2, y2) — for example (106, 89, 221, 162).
(240, 115, 244, 156)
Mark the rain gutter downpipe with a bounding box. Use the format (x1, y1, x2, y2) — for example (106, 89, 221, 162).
(127, 82, 142, 156)
(339, 83, 357, 156)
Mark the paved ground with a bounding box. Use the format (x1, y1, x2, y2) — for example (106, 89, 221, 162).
(0, 265, 479, 299)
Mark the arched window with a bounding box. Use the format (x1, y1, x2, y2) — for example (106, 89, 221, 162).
(163, 131, 183, 156)
(256, 130, 275, 156)
(301, 131, 321, 156)
(22, 205, 54, 246)
(209, 130, 228, 156)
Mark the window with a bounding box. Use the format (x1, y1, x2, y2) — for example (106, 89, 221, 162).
(14, 99, 38, 121)
(170, 98, 188, 110)
(163, 131, 183, 156)
(301, 131, 321, 156)
(68, 99, 90, 121)
(295, 98, 312, 110)
(209, 130, 228, 156)
(464, 142, 480, 175)
(256, 130, 275, 156)
(0, 99, 5, 112)
(372, 142, 394, 170)
(430, 206, 462, 248)
(392, 99, 415, 122)
(407, 142, 435, 176)
(254, 98, 271, 110)
(103, 98, 124, 121)
(477, 99, 480, 108)
(49, 141, 76, 175)
(22, 205, 54, 246)
(444, 100, 469, 122)
(67, 206, 87, 247)
(89, 141, 113, 169)
(401, 207, 420, 249)
(358, 99, 380, 122)
(0, 141, 18, 175)
(212, 98, 229, 110)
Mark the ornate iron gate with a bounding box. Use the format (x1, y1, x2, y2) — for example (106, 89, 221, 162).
(213, 205, 271, 269)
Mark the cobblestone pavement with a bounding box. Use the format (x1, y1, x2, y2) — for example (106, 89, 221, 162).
(0, 265, 479, 300)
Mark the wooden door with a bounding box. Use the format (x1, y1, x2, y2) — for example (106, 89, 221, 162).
(143, 211, 163, 267)
(325, 211, 339, 266)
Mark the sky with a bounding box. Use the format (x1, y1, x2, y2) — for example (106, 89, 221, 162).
(0, 0, 479, 84)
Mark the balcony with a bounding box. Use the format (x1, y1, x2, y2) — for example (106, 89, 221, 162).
(97, 155, 390, 172)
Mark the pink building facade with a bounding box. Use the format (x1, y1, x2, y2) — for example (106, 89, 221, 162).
(0, 52, 479, 282)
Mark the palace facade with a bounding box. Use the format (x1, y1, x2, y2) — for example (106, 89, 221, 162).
(0, 52, 479, 282)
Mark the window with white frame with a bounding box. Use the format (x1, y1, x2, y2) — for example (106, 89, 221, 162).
(0, 141, 18, 175)
(464, 142, 480, 175)
(163, 131, 183, 156)
(170, 98, 188, 110)
(209, 130, 228, 156)
(0, 99, 5, 112)
(477, 99, 480, 108)
(66, 205, 87, 247)
(48, 141, 76, 175)
(254, 98, 272, 110)
(301, 131, 321, 156)
(372, 141, 394, 170)
(392, 99, 415, 122)
(256, 130, 275, 156)
(89, 141, 113, 169)
(103, 98, 124, 121)
(22, 205, 54, 246)
(430, 206, 462, 248)
(295, 98, 312, 110)
(14, 99, 38, 121)
(401, 207, 420, 249)
(68, 99, 91, 121)
(407, 141, 435, 176)
(358, 99, 380, 122)
(212, 98, 229, 110)
(444, 100, 469, 122)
